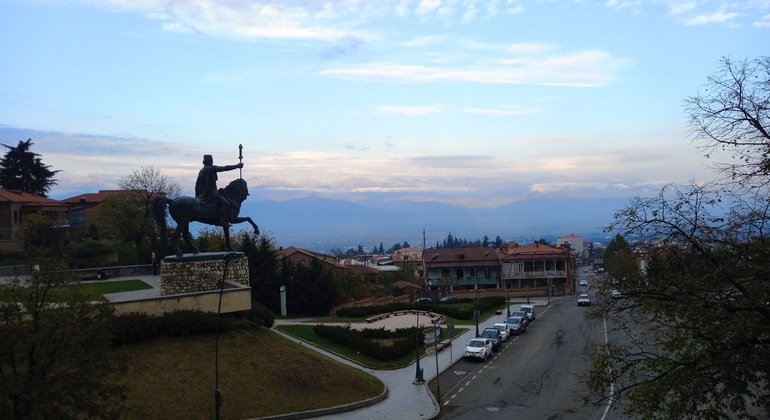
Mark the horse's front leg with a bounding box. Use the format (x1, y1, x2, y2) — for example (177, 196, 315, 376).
(230, 216, 259, 236)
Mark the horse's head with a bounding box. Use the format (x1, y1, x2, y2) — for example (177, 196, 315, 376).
(221, 178, 249, 204)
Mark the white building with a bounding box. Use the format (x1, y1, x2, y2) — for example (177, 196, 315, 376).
(557, 234, 584, 257)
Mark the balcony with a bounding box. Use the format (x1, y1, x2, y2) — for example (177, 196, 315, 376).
(502, 270, 567, 280)
(428, 275, 499, 287)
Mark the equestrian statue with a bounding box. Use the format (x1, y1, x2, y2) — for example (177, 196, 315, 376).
(152, 146, 259, 257)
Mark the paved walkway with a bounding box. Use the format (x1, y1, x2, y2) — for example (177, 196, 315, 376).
(272, 299, 550, 419)
(89, 275, 551, 419)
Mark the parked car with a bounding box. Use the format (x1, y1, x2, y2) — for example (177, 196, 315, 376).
(611, 289, 623, 299)
(519, 304, 536, 322)
(577, 293, 591, 306)
(579, 279, 588, 286)
(463, 338, 493, 361)
(510, 310, 530, 328)
(440, 296, 458, 303)
(505, 316, 527, 335)
(492, 323, 511, 341)
(479, 328, 502, 352)
(415, 297, 432, 304)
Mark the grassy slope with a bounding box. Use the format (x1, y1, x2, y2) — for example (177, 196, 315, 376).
(117, 328, 384, 419)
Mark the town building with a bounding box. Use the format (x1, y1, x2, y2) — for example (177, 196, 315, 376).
(499, 242, 575, 295)
(423, 247, 500, 295)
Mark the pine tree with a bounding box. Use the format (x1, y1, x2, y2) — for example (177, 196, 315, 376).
(0, 139, 60, 197)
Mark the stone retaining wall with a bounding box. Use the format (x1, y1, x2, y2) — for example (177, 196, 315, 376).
(160, 252, 249, 296)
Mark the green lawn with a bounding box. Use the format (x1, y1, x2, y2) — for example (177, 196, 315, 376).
(80, 279, 153, 295)
(118, 328, 384, 419)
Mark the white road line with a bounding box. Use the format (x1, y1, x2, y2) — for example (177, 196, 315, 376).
(600, 315, 615, 420)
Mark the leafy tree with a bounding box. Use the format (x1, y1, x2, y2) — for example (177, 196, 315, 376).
(97, 193, 154, 263)
(0, 139, 60, 197)
(21, 213, 67, 256)
(590, 56, 770, 420)
(0, 259, 127, 419)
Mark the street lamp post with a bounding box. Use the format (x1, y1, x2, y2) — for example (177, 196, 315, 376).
(414, 253, 439, 385)
(215, 252, 239, 420)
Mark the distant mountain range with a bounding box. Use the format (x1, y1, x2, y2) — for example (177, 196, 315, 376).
(237, 195, 632, 252)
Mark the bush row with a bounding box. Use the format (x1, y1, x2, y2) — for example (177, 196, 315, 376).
(314, 324, 420, 361)
(108, 305, 274, 346)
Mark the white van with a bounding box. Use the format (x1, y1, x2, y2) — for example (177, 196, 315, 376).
(519, 304, 536, 322)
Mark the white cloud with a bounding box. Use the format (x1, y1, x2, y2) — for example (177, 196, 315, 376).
(754, 14, 770, 27)
(685, 10, 740, 25)
(322, 49, 629, 87)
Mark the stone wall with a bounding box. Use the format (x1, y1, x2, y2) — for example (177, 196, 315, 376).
(160, 252, 249, 296)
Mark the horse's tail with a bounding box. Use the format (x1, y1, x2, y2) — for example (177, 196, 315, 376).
(151, 196, 172, 229)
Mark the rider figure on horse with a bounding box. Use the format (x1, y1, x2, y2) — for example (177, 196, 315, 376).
(195, 154, 243, 227)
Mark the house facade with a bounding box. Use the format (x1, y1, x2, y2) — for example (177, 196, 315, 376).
(0, 189, 69, 241)
(499, 242, 575, 295)
(423, 247, 500, 293)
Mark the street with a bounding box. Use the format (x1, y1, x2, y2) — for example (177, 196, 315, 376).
(434, 270, 627, 419)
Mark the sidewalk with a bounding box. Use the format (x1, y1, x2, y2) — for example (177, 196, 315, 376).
(272, 299, 550, 419)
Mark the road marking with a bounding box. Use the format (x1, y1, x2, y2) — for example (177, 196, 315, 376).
(465, 381, 471, 386)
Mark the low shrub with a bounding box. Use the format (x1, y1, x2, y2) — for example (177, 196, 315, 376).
(108, 310, 256, 346)
(313, 324, 420, 361)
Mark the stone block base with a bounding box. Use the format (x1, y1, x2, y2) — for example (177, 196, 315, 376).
(160, 252, 249, 296)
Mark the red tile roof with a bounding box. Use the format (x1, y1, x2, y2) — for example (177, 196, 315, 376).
(0, 189, 67, 206)
(500, 242, 570, 259)
(59, 190, 145, 204)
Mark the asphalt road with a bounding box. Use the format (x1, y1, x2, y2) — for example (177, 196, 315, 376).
(434, 273, 622, 419)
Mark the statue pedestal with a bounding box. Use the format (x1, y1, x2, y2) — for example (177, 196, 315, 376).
(160, 252, 249, 296)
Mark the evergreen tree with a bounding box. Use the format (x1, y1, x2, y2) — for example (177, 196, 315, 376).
(0, 139, 60, 197)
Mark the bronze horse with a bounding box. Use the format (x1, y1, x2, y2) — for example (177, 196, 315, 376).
(152, 178, 259, 256)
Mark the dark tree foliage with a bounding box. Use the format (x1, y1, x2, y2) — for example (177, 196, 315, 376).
(0, 139, 60, 197)
(593, 185, 770, 419)
(239, 232, 281, 313)
(591, 56, 770, 419)
(0, 259, 127, 419)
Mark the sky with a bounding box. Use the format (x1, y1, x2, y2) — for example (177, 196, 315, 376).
(0, 0, 767, 206)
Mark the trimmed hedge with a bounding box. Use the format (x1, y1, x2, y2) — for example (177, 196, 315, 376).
(108, 310, 256, 346)
(314, 324, 421, 361)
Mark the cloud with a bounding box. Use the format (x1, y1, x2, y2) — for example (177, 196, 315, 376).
(754, 14, 770, 27)
(374, 105, 444, 116)
(322, 49, 629, 87)
(685, 10, 740, 25)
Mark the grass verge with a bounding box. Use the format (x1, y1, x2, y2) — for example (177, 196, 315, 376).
(116, 327, 384, 419)
(80, 279, 153, 295)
